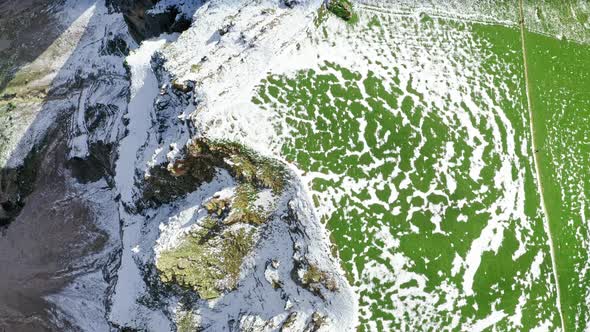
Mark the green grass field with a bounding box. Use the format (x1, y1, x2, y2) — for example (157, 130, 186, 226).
(525, 30, 590, 331)
(251, 2, 588, 330)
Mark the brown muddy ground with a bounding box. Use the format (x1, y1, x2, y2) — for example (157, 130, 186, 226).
(0, 134, 108, 331)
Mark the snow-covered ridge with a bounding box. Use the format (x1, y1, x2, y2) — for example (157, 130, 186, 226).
(44, 0, 359, 330)
(160, 0, 324, 155)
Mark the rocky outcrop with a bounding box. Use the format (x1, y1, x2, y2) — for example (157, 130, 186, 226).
(153, 138, 288, 299)
(106, 0, 195, 43)
(0, 144, 42, 227)
(327, 0, 354, 21)
(2, 1, 358, 330)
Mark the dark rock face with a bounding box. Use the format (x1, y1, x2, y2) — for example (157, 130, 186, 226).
(66, 141, 117, 184)
(0, 1, 129, 329)
(106, 0, 193, 43)
(0, 144, 42, 227)
(0, 0, 64, 91)
(0, 131, 112, 332)
(142, 157, 216, 207)
(101, 35, 130, 56)
(283, 0, 301, 8)
(0, 0, 204, 329)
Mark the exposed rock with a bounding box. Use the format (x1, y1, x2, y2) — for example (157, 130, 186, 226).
(106, 0, 194, 43)
(67, 141, 117, 184)
(299, 263, 339, 298)
(203, 196, 231, 216)
(157, 220, 256, 299)
(0, 143, 42, 227)
(304, 312, 328, 332)
(265, 259, 282, 289)
(238, 314, 274, 332)
(283, 0, 301, 9)
(0, 0, 62, 92)
(146, 137, 288, 205)
(171, 79, 194, 93)
(218, 21, 235, 36)
(0, 130, 115, 332)
(326, 0, 353, 21)
(101, 35, 130, 56)
(176, 310, 200, 332)
(142, 157, 217, 206)
(281, 312, 298, 331)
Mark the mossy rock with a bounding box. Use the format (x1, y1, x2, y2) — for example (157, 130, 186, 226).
(281, 312, 298, 330)
(301, 264, 339, 295)
(153, 138, 288, 298)
(190, 63, 202, 73)
(222, 228, 256, 281)
(156, 223, 255, 300)
(326, 0, 353, 21)
(225, 209, 266, 226)
(204, 197, 231, 216)
(307, 311, 328, 331)
(176, 310, 199, 332)
(185, 138, 288, 193)
(230, 154, 257, 182)
(222, 183, 268, 226)
(302, 264, 326, 285)
(233, 183, 258, 210)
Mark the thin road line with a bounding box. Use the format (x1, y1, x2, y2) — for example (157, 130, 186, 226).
(518, 1, 566, 331)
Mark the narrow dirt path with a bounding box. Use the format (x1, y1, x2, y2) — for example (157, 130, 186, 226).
(518, 1, 566, 330)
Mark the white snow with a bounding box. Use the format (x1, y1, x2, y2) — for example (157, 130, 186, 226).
(115, 35, 176, 203)
(109, 34, 178, 330)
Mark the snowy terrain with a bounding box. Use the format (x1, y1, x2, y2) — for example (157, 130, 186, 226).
(1, 0, 589, 331)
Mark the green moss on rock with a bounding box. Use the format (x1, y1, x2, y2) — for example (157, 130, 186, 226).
(314, 5, 329, 28)
(225, 209, 266, 226)
(326, 0, 354, 21)
(176, 310, 199, 332)
(156, 220, 255, 300)
(186, 138, 288, 193)
(223, 184, 267, 226)
(281, 312, 298, 331)
(302, 264, 325, 285)
(204, 197, 231, 216)
(233, 183, 258, 210)
(301, 264, 339, 296)
(307, 311, 328, 331)
(222, 228, 256, 281)
(154, 137, 289, 299)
